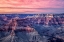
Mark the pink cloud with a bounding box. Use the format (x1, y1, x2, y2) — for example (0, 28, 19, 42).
(0, 0, 64, 13)
(0, 0, 64, 8)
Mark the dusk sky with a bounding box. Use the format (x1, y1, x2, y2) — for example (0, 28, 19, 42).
(0, 0, 64, 14)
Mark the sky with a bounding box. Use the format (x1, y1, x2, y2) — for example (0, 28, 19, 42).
(0, 0, 64, 14)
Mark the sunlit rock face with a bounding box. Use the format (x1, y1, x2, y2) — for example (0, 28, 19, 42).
(0, 26, 46, 42)
(0, 14, 64, 42)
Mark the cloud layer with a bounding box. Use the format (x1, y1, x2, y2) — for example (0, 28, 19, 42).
(0, 0, 64, 13)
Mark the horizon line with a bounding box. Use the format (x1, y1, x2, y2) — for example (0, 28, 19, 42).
(0, 7, 64, 9)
